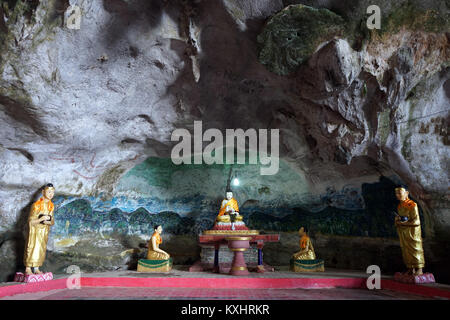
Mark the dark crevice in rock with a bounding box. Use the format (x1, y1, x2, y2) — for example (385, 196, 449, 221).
(152, 60, 165, 70)
(137, 114, 155, 125)
(0, 94, 47, 137)
(333, 145, 351, 165)
(0, 5, 7, 33)
(305, 134, 317, 150)
(23, 0, 39, 20)
(100, 0, 167, 53)
(129, 45, 139, 58)
(6, 147, 33, 162)
(444, 79, 450, 99)
(2, 0, 39, 22)
(121, 138, 141, 144)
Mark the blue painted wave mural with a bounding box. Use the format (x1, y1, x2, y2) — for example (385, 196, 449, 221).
(50, 157, 423, 239)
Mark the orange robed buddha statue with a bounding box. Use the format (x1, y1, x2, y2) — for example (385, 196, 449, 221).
(394, 186, 425, 276)
(292, 227, 316, 260)
(146, 225, 170, 260)
(137, 225, 172, 272)
(290, 226, 324, 272)
(213, 189, 249, 231)
(24, 183, 55, 275)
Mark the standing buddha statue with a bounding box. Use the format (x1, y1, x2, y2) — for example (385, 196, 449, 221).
(24, 183, 55, 275)
(394, 186, 425, 276)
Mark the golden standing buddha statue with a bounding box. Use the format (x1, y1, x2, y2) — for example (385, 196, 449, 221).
(24, 183, 55, 275)
(394, 186, 425, 276)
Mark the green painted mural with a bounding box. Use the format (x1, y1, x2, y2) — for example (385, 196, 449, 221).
(50, 157, 424, 241)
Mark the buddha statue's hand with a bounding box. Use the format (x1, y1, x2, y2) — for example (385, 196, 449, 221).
(226, 206, 235, 214)
(397, 219, 408, 226)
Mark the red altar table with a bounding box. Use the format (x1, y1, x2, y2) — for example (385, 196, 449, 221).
(190, 233, 280, 274)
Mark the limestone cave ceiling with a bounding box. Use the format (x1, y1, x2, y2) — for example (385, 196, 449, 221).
(0, 0, 448, 236)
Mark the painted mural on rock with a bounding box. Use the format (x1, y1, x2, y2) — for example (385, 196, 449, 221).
(49, 157, 425, 243)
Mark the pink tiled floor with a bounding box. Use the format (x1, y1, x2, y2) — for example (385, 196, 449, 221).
(1, 287, 434, 300)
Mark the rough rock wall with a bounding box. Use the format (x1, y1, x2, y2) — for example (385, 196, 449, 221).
(0, 0, 448, 282)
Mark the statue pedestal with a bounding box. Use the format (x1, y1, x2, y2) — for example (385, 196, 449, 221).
(394, 272, 435, 284)
(199, 243, 258, 266)
(137, 258, 172, 273)
(290, 259, 325, 272)
(189, 232, 280, 274)
(14, 272, 53, 283)
(226, 236, 251, 276)
(203, 229, 259, 235)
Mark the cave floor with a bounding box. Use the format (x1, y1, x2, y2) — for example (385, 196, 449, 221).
(0, 286, 436, 300)
(1, 267, 449, 300)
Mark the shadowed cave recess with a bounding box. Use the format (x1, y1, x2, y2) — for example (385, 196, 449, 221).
(0, 0, 448, 283)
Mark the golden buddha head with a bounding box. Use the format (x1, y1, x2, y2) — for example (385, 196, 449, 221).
(395, 186, 409, 201)
(298, 226, 308, 237)
(42, 183, 55, 200)
(154, 225, 163, 234)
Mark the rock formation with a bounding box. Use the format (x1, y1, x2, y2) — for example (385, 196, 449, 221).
(0, 0, 448, 282)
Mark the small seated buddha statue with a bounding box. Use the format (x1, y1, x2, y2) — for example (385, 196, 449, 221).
(213, 189, 249, 231)
(290, 226, 324, 272)
(146, 225, 170, 260)
(137, 225, 172, 272)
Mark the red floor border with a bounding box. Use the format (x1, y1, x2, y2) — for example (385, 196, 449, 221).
(0, 279, 67, 298)
(381, 279, 450, 299)
(0, 277, 448, 299)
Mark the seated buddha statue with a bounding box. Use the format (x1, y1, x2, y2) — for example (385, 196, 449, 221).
(137, 225, 172, 272)
(292, 226, 316, 260)
(290, 226, 324, 272)
(146, 225, 170, 260)
(213, 189, 248, 231)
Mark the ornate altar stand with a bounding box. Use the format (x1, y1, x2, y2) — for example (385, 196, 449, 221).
(189, 233, 280, 274)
